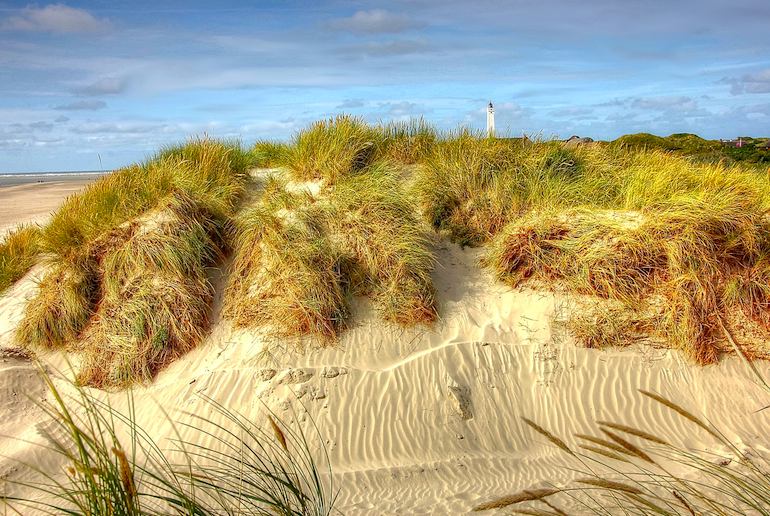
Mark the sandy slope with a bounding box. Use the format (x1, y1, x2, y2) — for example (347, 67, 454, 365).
(2, 242, 770, 513)
(1, 180, 770, 513)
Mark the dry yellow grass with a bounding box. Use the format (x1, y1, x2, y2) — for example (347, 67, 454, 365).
(0, 225, 41, 294)
(223, 164, 437, 340)
(16, 139, 248, 387)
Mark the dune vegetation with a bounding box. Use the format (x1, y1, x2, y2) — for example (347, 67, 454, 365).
(0, 224, 41, 293)
(223, 161, 436, 340)
(1, 116, 770, 513)
(473, 389, 770, 515)
(1, 116, 769, 387)
(613, 132, 770, 164)
(413, 132, 770, 363)
(15, 139, 251, 387)
(1, 369, 336, 515)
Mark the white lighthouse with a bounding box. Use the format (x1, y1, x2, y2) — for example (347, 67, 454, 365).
(486, 101, 495, 137)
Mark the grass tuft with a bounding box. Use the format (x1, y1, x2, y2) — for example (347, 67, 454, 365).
(16, 260, 97, 349)
(286, 115, 380, 184)
(1, 367, 336, 515)
(224, 190, 348, 340)
(17, 138, 248, 386)
(328, 164, 437, 325)
(475, 390, 770, 514)
(224, 163, 437, 340)
(251, 140, 292, 168)
(375, 118, 437, 164)
(0, 225, 41, 294)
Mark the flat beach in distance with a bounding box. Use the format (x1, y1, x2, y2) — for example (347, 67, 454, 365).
(1, 131, 770, 513)
(0, 173, 104, 236)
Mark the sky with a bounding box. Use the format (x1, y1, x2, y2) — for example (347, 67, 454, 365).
(1, 1, 770, 172)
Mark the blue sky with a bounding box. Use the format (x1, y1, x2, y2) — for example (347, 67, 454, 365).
(1, 1, 769, 172)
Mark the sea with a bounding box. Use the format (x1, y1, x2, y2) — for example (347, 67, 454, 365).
(0, 170, 108, 187)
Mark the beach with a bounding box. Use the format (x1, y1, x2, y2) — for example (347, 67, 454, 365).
(0, 173, 103, 236)
(1, 169, 769, 513)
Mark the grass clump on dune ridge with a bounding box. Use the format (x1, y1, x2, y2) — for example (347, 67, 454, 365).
(329, 164, 437, 324)
(410, 128, 770, 362)
(286, 115, 380, 184)
(374, 118, 437, 165)
(16, 260, 97, 349)
(76, 192, 224, 388)
(412, 130, 521, 247)
(224, 178, 348, 340)
(414, 137, 770, 247)
(412, 135, 631, 247)
(487, 189, 770, 363)
(42, 139, 249, 262)
(0, 225, 41, 294)
(17, 139, 249, 387)
(224, 164, 436, 340)
(1, 369, 336, 515)
(473, 390, 770, 514)
(251, 139, 292, 168)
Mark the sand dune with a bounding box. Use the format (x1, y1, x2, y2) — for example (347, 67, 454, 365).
(1, 179, 769, 513)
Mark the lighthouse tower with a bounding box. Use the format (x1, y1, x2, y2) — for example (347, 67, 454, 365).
(486, 101, 495, 137)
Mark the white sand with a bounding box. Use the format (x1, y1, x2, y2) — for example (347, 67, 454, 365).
(0, 180, 95, 237)
(1, 182, 769, 513)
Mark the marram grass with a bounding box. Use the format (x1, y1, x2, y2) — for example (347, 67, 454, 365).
(327, 163, 437, 325)
(16, 259, 98, 349)
(0, 367, 337, 515)
(7, 122, 770, 387)
(0, 224, 41, 294)
(374, 117, 437, 165)
(286, 114, 380, 184)
(76, 192, 222, 388)
(472, 390, 770, 515)
(486, 189, 770, 363)
(223, 163, 437, 339)
(251, 139, 292, 168)
(16, 138, 248, 387)
(223, 186, 349, 340)
(43, 138, 249, 263)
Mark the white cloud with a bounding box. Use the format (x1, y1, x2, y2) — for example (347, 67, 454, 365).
(1, 4, 109, 33)
(338, 39, 432, 57)
(55, 99, 107, 110)
(75, 77, 127, 96)
(631, 96, 698, 111)
(328, 10, 423, 34)
(725, 69, 770, 95)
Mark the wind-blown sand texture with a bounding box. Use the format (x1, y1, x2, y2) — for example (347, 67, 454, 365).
(1, 175, 769, 513)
